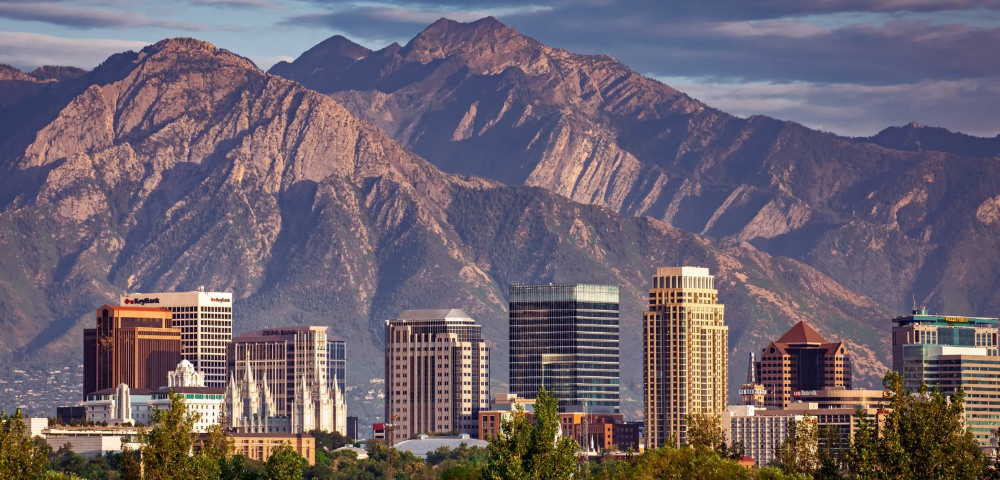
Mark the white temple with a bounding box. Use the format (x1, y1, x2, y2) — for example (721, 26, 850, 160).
(224, 351, 346, 435)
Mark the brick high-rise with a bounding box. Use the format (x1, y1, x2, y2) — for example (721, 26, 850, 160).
(643, 266, 728, 449)
(759, 321, 852, 409)
(83, 305, 181, 399)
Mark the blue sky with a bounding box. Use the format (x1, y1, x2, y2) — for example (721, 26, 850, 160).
(2, 0, 999, 137)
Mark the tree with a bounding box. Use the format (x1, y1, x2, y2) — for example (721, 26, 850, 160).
(137, 390, 201, 479)
(815, 425, 844, 480)
(847, 371, 988, 480)
(685, 412, 727, 453)
(0, 408, 48, 480)
(266, 443, 304, 480)
(776, 413, 818, 476)
(202, 424, 235, 462)
(483, 388, 580, 480)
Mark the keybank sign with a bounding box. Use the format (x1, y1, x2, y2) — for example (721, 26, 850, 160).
(124, 298, 160, 305)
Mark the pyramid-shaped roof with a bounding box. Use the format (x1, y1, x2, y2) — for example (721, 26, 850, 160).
(776, 321, 828, 346)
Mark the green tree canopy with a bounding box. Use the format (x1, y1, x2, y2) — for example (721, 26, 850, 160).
(847, 371, 987, 480)
(0, 408, 48, 480)
(483, 388, 580, 480)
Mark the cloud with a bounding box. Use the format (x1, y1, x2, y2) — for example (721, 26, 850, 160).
(713, 20, 828, 38)
(0, 3, 209, 30)
(0, 31, 148, 70)
(183, 0, 276, 8)
(283, 4, 552, 42)
(664, 77, 1000, 136)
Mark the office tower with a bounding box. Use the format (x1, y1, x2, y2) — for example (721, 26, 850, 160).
(385, 309, 490, 441)
(227, 326, 347, 434)
(760, 321, 852, 408)
(327, 337, 347, 395)
(120, 290, 233, 388)
(83, 305, 181, 399)
(508, 284, 620, 413)
(892, 307, 1000, 446)
(642, 266, 728, 449)
(740, 353, 766, 407)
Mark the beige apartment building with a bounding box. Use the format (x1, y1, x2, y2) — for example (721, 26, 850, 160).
(385, 309, 490, 441)
(643, 266, 728, 449)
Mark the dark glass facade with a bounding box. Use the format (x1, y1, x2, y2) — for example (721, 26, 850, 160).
(509, 284, 620, 413)
(327, 339, 347, 394)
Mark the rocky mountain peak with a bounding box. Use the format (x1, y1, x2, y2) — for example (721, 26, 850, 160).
(401, 16, 525, 63)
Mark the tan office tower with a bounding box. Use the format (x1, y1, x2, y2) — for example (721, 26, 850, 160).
(385, 309, 490, 442)
(83, 305, 181, 399)
(121, 290, 233, 388)
(643, 266, 728, 449)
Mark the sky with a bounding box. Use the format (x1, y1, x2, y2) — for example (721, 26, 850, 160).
(2, 0, 999, 137)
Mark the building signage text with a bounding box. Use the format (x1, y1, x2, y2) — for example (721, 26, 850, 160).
(124, 298, 160, 305)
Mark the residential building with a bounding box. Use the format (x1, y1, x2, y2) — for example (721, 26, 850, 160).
(892, 307, 1000, 447)
(83, 305, 181, 399)
(327, 337, 347, 395)
(643, 266, 728, 449)
(385, 309, 490, 441)
(508, 284, 620, 413)
(227, 432, 316, 465)
(759, 321, 852, 409)
(726, 402, 884, 466)
(226, 326, 346, 434)
(121, 290, 233, 388)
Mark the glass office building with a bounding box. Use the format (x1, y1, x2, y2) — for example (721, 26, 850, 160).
(892, 307, 1000, 447)
(327, 338, 346, 394)
(509, 284, 620, 413)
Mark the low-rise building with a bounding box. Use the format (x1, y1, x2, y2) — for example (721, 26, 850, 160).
(42, 426, 141, 458)
(83, 384, 153, 425)
(229, 432, 316, 465)
(726, 405, 802, 466)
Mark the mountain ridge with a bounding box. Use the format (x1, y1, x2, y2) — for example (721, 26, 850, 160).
(0, 35, 892, 422)
(270, 17, 1000, 325)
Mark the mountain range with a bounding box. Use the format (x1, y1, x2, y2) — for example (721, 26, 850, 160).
(0, 17, 997, 422)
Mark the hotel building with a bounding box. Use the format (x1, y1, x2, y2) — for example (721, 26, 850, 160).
(385, 309, 490, 441)
(643, 266, 728, 449)
(83, 305, 181, 398)
(508, 284, 620, 413)
(892, 307, 1000, 447)
(120, 290, 233, 388)
(227, 326, 347, 435)
(759, 321, 852, 408)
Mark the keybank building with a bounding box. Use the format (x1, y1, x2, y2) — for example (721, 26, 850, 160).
(892, 307, 1000, 447)
(509, 284, 620, 413)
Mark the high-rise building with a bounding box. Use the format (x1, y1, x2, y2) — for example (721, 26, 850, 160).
(508, 284, 620, 413)
(226, 326, 347, 435)
(892, 307, 1000, 446)
(759, 321, 852, 408)
(120, 290, 233, 388)
(642, 266, 728, 449)
(739, 352, 766, 407)
(83, 305, 181, 399)
(385, 309, 490, 441)
(327, 337, 347, 395)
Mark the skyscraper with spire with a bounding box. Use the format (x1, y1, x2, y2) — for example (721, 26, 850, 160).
(226, 327, 347, 435)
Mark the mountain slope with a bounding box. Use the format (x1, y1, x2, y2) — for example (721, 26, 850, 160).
(271, 17, 1000, 321)
(0, 37, 891, 422)
(861, 122, 1000, 158)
